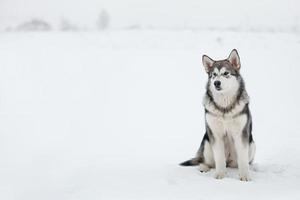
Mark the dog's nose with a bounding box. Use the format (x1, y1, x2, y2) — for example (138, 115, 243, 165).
(214, 81, 221, 87)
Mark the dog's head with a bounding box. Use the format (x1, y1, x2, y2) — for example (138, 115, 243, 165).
(202, 49, 241, 93)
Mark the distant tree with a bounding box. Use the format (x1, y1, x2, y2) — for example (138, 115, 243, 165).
(15, 18, 51, 31)
(60, 18, 78, 31)
(97, 9, 110, 30)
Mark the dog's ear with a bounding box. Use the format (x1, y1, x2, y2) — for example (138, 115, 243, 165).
(227, 49, 241, 70)
(202, 55, 214, 73)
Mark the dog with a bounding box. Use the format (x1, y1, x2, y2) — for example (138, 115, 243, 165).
(180, 49, 255, 181)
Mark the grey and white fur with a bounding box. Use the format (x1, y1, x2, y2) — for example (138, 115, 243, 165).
(180, 49, 255, 181)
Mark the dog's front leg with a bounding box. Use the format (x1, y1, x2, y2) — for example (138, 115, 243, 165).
(212, 138, 226, 179)
(233, 136, 250, 181)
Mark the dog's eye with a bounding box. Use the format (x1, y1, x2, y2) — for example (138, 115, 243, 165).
(212, 73, 217, 77)
(223, 72, 229, 76)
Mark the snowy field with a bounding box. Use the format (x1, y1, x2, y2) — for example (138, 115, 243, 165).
(0, 30, 300, 199)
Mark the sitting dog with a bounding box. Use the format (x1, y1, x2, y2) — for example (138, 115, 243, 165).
(180, 49, 256, 181)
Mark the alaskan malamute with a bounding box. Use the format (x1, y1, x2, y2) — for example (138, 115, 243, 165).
(180, 49, 255, 181)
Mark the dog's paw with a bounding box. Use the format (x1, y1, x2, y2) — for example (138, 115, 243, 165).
(199, 164, 210, 173)
(214, 172, 225, 179)
(239, 174, 251, 181)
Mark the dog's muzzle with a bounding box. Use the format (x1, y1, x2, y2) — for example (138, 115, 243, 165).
(214, 81, 221, 90)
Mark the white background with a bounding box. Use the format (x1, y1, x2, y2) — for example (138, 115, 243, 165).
(0, 1, 300, 199)
(0, 0, 300, 31)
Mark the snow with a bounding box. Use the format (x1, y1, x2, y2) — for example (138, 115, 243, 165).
(0, 30, 300, 199)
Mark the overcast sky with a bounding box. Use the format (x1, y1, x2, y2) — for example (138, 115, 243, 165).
(0, 0, 299, 30)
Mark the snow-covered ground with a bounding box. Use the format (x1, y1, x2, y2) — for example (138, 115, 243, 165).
(0, 30, 300, 199)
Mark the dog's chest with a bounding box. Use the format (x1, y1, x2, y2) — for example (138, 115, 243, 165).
(206, 113, 247, 137)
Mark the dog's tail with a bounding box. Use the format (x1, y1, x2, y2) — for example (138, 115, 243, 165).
(179, 157, 202, 166)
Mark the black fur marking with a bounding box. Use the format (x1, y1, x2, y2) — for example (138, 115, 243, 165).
(249, 130, 253, 143)
(240, 104, 254, 144)
(179, 132, 209, 167)
(179, 156, 203, 166)
(205, 124, 214, 143)
(203, 131, 210, 142)
(179, 159, 198, 166)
